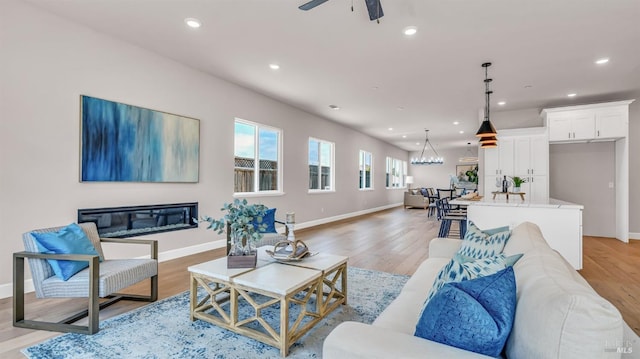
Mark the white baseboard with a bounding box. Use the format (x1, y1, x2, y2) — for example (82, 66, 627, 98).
(629, 232, 640, 240)
(156, 240, 225, 262)
(294, 203, 402, 230)
(0, 204, 401, 299)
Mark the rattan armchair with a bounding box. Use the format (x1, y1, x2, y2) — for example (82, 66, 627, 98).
(13, 222, 158, 335)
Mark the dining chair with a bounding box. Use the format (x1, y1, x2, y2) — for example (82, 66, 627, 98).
(437, 188, 455, 200)
(435, 199, 467, 239)
(426, 188, 438, 217)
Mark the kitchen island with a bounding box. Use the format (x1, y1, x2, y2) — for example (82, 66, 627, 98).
(450, 197, 584, 269)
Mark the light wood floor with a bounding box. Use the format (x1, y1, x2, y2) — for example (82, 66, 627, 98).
(1, 207, 638, 357)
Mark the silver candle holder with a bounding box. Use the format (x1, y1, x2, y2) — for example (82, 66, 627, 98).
(285, 212, 295, 251)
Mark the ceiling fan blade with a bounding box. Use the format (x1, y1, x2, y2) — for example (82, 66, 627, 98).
(364, 0, 384, 21)
(299, 0, 329, 11)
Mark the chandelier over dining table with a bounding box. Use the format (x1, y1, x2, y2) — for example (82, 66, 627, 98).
(411, 129, 444, 165)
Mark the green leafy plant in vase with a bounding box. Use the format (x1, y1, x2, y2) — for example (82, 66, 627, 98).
(510, 176, 528, 192)
(199, 198, 268, 257)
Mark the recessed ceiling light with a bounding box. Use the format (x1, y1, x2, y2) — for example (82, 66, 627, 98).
(595, 58, 609, 65)
(459, 130, 464, 134)
(567, 93, 577, 97)
(402, 135, 407, 138)
(329, 104, 340, 110)
(453, 121, 459, 125)
(403, 26, 418, 36)
(416, 142, 420, 146)
(388, 127, 393, 131)
(497, 101, 506, 106)
(269, 63, 280, 70)
(184, 18, 201, 28)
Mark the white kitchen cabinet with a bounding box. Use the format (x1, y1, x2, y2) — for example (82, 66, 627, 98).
(547, 110, 594, 141)
(483, 137, 514, 177)
(523, 175, 549, 203)
(513, 134, 548, 203)
(529, 136, 548, 176)
(595, 106, 628, 139)
(515, 135, 548, 177)
(482, 128, 548, 200)
(543, 101, 631, 143)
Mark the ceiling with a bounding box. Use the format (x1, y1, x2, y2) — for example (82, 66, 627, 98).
(24, 0, 640, 151)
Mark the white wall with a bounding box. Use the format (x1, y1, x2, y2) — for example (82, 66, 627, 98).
(0, 1, 407, 289)
(628, 91, 640, 237)
(408, 147, 478, 190)
(491, 108, 544, 130)
(549, 143, 616, 237)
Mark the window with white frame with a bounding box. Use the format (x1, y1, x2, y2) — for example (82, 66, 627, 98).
(309, 137, 334, 191)
(234, 119, 282, 194)
(359, 150, 373, 190)
(385, 156, 407, 188)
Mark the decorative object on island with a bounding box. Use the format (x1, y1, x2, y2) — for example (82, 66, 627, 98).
(411, 129, 444, 165)
(501, 175, 510, 193)
(476, 63, 498, 149)
(510, 176, 528, 193)
(199, 199, 269, 268)
(80, 95, 200, 183)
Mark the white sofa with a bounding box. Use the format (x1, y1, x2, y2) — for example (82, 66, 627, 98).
(324, 222, 639, 358)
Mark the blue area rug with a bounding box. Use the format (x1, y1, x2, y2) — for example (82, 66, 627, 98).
(23, 267, 408, 359)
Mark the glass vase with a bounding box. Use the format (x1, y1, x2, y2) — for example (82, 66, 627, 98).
(230, 231, 244, 256)
(244, 239, 256, 256)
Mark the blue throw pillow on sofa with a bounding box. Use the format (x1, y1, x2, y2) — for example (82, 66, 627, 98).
(252, 208, 277, 233)
(425, 252, 522, 304)
(458, 221, 511, 259)
(31, 223, 102, 281)
(415, 267, 517, 357)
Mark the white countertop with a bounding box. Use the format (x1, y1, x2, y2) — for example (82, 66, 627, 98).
(450, 197, 583, 209)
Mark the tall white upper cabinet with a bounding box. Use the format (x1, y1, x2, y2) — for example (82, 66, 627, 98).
(544, 100, 631, 142)
(482, 127, 549, 202)
(542, 100, 635, 243)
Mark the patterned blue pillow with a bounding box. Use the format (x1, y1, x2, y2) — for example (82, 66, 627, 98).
(415, 267, 517, 357)
(251, 208, 277, 233)
(425, 253, 514, 304)
(455, 252, 523, 267)
(458, 222, 511, 259)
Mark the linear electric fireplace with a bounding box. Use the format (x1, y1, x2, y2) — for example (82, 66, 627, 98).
(78, 202, 198, 238)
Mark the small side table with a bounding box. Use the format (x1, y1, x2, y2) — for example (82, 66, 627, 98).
(491, 191, 525, 201)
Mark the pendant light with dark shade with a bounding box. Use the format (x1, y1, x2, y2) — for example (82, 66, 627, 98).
(476, 62, 498, 148)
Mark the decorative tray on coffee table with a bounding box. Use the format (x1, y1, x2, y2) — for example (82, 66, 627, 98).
(266, 239, 316, 262)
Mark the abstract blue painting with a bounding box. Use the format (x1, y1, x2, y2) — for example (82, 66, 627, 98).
(81, 95, 200, 182)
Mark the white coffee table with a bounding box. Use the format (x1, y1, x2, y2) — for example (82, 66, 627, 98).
(188, 248, 348, 357)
